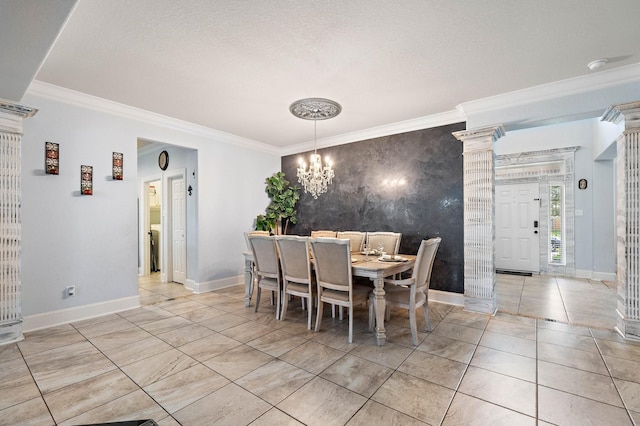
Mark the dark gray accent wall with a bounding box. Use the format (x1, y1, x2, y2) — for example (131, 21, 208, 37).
(282, 122, 466, 293)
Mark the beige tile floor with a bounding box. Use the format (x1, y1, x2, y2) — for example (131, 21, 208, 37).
(1, 273, 639, 425)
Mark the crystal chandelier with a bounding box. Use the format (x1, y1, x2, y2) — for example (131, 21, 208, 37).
(290, 98, 342, 199)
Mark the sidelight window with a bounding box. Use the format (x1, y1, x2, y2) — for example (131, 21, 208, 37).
(550, 184, 565, 264)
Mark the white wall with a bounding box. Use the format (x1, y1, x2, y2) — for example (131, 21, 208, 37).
(494, 118, 616, 276)
(20, 89, 279, 325)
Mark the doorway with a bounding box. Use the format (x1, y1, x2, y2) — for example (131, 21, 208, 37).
(495, 183, 541, 273)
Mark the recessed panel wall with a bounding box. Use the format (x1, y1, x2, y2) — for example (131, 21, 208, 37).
(282, 122, 466, 293)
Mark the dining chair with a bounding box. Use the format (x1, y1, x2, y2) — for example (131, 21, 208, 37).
(369, 237, 441, 345)
(275, 235, 316, 329)
(310, 237, 371, 343)
(366, 231, 402, 254)
(336, 231, 366, 253)
(248, 234, 281, 319)
(244, 230, 270, 250)
(310, 230, 337, 237)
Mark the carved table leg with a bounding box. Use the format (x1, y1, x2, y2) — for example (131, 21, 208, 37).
(373, 277, 386, 345)
(244, 258, 254, 307)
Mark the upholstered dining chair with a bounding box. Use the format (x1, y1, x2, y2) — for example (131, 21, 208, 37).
(370, 237, 441, 345)
(244, 230, 270, 250)
(336, 231, 366, 253)
(248, 234, 281, 319)
(310, 237, 371, 343)
(275, 235, 316, 329)
(366, 232, 402, 254)
(310, 230, 337, 238)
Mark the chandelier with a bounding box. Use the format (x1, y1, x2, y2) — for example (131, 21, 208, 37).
(290, 98, 342, 199)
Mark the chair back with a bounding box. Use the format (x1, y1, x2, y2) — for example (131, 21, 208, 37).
(336, 231, 366, 253)
(366, 232, 402, 254)
(248, 235, 279, 279)
(311, 230, 337, 238)
(413, 238, 441, 294)
(275, 235, 312, 285)
(244, 230, 270, 250)
(310, 237, 352, 292)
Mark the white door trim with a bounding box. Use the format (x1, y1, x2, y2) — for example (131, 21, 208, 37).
(139, 174, 162, 277)
(163, 168, 187, 284)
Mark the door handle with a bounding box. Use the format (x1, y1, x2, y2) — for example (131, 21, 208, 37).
(533, 220, 539, 228)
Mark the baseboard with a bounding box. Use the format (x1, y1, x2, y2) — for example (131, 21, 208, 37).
(429, 289, 464, 306)
(189, 275, 243, 294)
(184, 279, 196, 292)
(575, 269, 617, 281)
(23, 296, 140, 333)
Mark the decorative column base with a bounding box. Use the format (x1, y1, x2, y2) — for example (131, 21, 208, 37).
(0, 322, 24, 346)
(464, 292, 497, 315)
(616, 310, 640, 341)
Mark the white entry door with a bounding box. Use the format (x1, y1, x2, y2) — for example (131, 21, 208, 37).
(495, 183, 540, 273)
(171, 176, 186, 284)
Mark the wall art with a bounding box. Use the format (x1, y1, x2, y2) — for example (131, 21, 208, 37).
(81, 165, 93, 195)
(112, 152, 123, 180)
(45, 142, 59, 175)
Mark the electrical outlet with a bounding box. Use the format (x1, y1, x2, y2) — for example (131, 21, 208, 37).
(66, 285, 76, 297)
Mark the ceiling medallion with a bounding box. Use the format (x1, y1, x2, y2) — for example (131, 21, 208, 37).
(289, 98, 342, 120)
(291, 98, 342, 199)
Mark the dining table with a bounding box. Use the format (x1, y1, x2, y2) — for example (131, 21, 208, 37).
(243, 250, 416, 345)
(350, 253, 417, 345)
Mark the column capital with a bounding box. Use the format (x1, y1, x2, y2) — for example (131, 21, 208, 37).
(453, 125, 506, 153)
(601, 101, 640, 131)
(0, 99, 38, 133)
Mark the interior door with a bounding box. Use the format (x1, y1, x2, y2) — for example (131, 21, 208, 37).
(171, 176, 186, 284)
(495, 183, 540, 273)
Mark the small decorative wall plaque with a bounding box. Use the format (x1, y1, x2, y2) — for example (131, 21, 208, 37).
(578, 178, 588, 190)
(112, 152, 123, 180)
(45, 142, 59, 175)
(81, 165, 93, 195)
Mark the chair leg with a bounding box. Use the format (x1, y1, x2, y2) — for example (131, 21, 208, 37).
(275, 290, 281, 320)
(254, 287, 262, 313)
(385, 305, 390, 321)
(348, 306, 354, 343)
(306, 296, 313, 330)
(270, 291, 274, 306)
(331, 304, 336, 318)
(368, 297, 375, 332)
(423, 303, 432, 332)
(409, 306, 418, 346)
(281, 290, 289, 321)
(339, 306, 344, 321)
(315, 301, 324, 332)
(301, 298, 306, 311)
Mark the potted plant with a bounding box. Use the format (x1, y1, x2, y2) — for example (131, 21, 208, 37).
(255, 171, 300, 234)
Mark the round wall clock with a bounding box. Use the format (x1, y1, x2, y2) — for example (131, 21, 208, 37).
(158, 150, 169, 170)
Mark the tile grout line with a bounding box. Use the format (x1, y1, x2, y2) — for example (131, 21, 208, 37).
(590, 329, 637, 425)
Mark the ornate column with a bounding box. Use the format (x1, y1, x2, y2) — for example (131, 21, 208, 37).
(602, 101, 640, 340)
(0, 100, 37, 345)
(453, 125, 505, 314)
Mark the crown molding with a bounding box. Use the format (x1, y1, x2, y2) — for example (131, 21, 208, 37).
(26, 80, 280, 155)
(457, 62, 640, 117)
(280, 109, 466, 156)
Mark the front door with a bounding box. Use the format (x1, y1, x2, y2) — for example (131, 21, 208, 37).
(495, 183, 540, 273)
(171, 176, 186, 284)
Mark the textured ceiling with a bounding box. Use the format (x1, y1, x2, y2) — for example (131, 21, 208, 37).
(8, 1, 640, 147)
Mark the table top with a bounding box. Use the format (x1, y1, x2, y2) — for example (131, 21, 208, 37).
(350, 253, 416, 278)
(244, 250, 416, 279)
